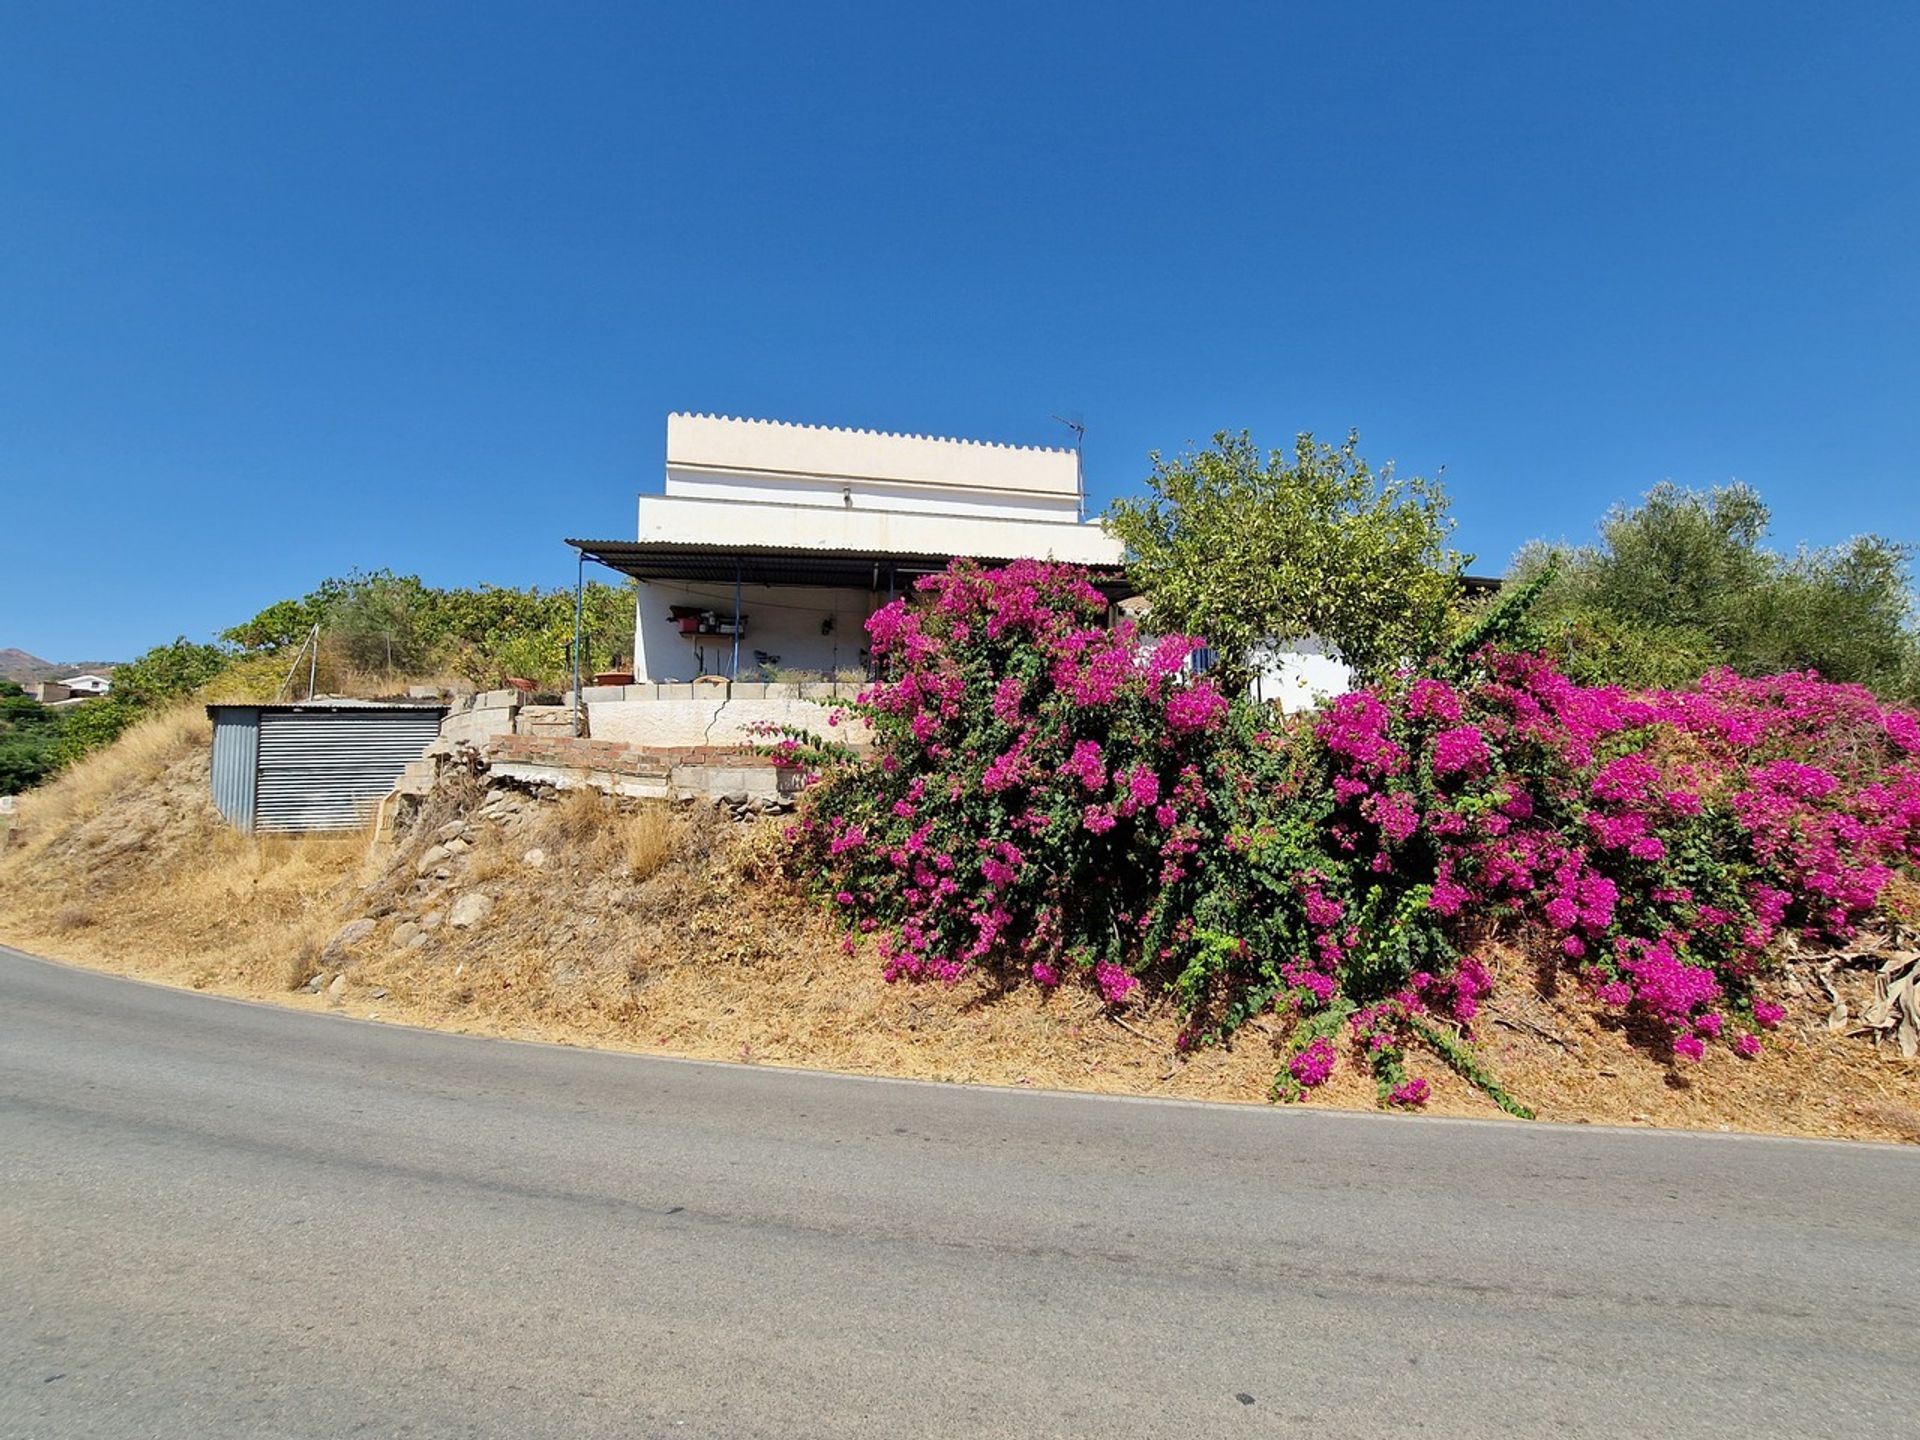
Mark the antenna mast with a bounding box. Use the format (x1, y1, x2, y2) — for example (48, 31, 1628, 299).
(1051, 413, 1086, 520)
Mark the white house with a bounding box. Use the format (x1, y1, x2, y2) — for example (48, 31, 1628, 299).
(58, 673, 112, 697)
(572, 414, 1124, 684)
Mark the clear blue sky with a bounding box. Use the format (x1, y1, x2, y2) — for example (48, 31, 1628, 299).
(3, 1, 1915, 660)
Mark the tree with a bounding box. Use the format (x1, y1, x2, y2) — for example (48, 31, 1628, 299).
(111, 638, 233, 706)
(1105, 430, 1469, 690)
(45, 698, 137, 770)
(1515, 482, 1920, 698)
(0, 681, 68, 795)
(323, 573, 436, 674)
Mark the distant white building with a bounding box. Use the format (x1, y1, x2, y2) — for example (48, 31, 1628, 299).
(573, 414, 1124, 683)
(60, 673, 112, 697)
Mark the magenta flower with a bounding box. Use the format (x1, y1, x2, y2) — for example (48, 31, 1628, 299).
(1430, 725, 1490, 778)
(1289, 1038, 1337, 1088)
(1387, 1078, 1430, 1108)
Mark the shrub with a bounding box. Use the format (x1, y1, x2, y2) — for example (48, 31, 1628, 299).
(791, 561, 1920, 1110)
(785, 559, 1231, 993)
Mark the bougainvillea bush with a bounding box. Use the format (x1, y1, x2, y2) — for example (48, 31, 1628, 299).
(781, 559, 1231, 1001)
(785, 560, 1920, 1113)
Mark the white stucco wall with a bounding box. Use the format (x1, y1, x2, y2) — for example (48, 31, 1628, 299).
(588, 693, 872, 749)
(635, 581, 879, 682)
(667, 413, 1081, 499)
(665, 471, 1080, 522)
(636, 496, 1121, 567)
(1249, 638, 1355, 714)
(628, 414, 1125, 684)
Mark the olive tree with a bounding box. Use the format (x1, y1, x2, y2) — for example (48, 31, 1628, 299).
(1515, 482, 1920, 699)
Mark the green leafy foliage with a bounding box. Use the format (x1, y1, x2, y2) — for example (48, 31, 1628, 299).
(224, 570, 637, 687)
(0, 681, 69, 794)
(111, 638, 232, 707)
(3, 639, 230, 788)
(1514, 482, 1920, 699)
(1104, 429, 1470, 688)
(45, 698, 139, 769)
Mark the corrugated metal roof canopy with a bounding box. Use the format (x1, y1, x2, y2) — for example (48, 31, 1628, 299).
(567, 538, 1135, 597)
(568, 539, 1502, 601)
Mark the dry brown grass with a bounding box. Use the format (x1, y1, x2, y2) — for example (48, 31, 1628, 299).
(0, 708, 370, 994)
(6, 703, 211, 860)
(197, 647, 474, 706)
(534, 788, 673, 878)
(6, 719, 1919, 1143)
(622, 805, 672, 879)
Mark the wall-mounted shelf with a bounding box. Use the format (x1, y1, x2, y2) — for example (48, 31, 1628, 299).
(669, 606, 748, 639)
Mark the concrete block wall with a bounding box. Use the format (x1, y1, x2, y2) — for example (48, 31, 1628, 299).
(430, 683, 869, 778)
(438, 690, 525, 747)
(584, 682, 871, 749)
(515, 705, 577, 738)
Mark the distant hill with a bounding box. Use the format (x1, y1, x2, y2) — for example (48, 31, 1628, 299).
(0, 649, 120, 684)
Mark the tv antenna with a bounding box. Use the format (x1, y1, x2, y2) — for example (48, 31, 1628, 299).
(1051, 412, 1086, 519)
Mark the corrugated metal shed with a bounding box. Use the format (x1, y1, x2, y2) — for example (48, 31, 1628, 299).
(207, 703, 445, 833)
(209, 707, 259, 827)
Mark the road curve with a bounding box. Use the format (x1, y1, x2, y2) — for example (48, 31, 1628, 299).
(1, 944, 1912, 1439)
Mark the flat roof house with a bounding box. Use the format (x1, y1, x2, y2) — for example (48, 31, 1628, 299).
(573, 414, 1124, 684)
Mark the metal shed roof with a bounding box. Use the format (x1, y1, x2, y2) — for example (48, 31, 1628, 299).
(205, 700, 448, 716)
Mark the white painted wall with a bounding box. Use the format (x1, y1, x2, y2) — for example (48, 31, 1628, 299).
(589, 695, 872, 749)
(1248, 638, 1355, 714)
(667, 412, 1080, 499)
(665, 471, 1080, 522)
(629, 414, 1125, 683)
(635, 581, 879, 682)
(637, 496, 1121, 566)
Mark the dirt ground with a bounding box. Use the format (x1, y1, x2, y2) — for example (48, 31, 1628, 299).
(5, 705, 1918, 1143)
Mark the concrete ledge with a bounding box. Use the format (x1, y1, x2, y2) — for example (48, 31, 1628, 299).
(580, 685, 627, 703)
(485, 733, 799, 808)
(490, 761, 673, 801)
(474, 690, 522, 710)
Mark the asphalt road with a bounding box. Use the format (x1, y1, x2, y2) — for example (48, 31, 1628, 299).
(2, 944, 1913, 1439)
